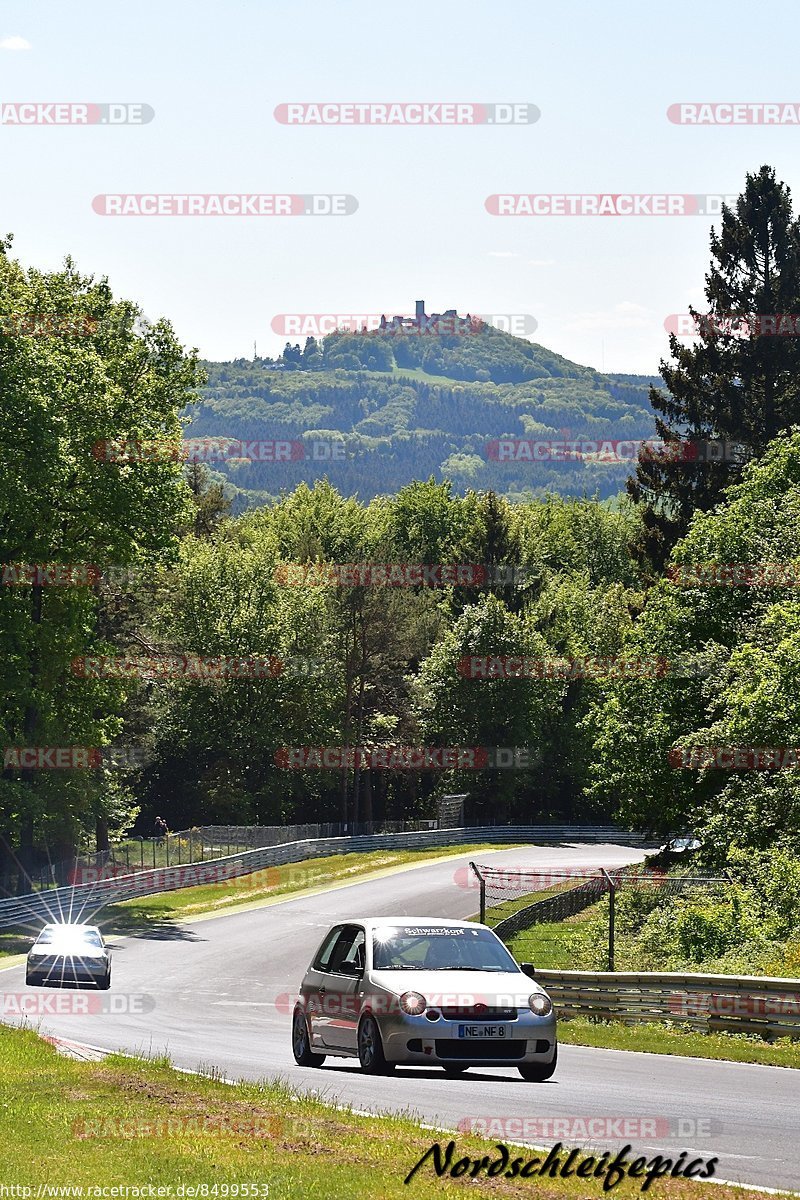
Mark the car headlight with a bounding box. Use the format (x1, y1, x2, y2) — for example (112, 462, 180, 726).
(529, 992, 553, 1016)
(399, 990, 427, 1016)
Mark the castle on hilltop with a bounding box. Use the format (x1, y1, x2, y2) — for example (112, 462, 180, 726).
(378, 300, 475, 333)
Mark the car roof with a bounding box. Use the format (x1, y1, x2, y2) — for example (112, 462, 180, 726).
(340, 917, 489, 931)
(39, 922, 101, 934)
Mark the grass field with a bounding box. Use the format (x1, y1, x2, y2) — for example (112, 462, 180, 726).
(558, 1017, 800, 1068)
(0, 1024, 769, 1200)
(505, 897, 606, 969)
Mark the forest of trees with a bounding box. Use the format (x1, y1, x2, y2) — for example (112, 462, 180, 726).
(2, 168, 800, 946)
(192, 345, 660, 507)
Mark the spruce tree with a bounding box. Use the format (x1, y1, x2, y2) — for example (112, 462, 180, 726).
(629, 165, 800, 568)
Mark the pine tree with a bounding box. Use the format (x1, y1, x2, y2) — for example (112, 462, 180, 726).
(628, 166, 800, 568)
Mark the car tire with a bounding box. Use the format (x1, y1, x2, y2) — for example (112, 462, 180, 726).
(518, 1045, 557, 1081)
(292, 1008, 326, 1068)
(98, 971, 111, 991)
(357, 1014, 394, 1075)
(442, 1064, 469, 1075)
(25, 972, 38, 987)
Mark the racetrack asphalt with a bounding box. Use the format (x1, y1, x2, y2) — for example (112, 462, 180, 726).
(1, 841, 797, 1193)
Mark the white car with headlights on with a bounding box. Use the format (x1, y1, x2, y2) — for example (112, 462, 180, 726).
(291, 917, 556, 1080)
(26, 922, 111, 989)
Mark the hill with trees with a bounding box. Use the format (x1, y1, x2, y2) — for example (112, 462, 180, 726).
(4, 167, 800, 986)
(188, 324, 661, 508)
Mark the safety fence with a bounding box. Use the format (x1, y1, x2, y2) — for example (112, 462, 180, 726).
(0, 824, 654, 930)
(536, 969, 800, 1040)
(36, 819, 648, 886)
(479, 864, 729, 971)
(491, 876, 609, 938)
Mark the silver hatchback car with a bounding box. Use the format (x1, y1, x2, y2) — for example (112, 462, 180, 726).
(291, 917, 557, 1080)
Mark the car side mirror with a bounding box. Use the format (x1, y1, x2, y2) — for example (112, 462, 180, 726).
(520, 962, 536, 979)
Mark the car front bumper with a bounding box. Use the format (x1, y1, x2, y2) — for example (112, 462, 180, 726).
(375, 1010, 557, 1065)
(27, 958, 108, 986)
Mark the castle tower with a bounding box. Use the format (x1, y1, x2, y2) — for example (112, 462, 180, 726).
(415, 299, 426, 324)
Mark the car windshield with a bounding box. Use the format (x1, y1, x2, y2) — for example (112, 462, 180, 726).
(36, 927, 103, 951)
(372, 925, 518, 972)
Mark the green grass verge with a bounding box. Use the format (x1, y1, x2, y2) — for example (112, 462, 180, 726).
(0, 1024, 764, 1199)
(483, 881, 581, 934)
(0, 931, 31, 959)
(502, 904, 800, 1067)
(558, 1016, 800, 1068)
(505, 898, 606, 969)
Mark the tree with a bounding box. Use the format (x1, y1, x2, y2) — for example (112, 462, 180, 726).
(413, 595, 564, 822)
(454, 490, 523, 612)
(184, 461, 232, 539)
(0, 240, 203, 889)
(628, 166, 800, 568)
(591, 429, 800, 845)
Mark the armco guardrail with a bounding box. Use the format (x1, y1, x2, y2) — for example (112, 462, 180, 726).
(0, 824, 654, 930)
(199, 821, 440, 849)
(536, 969, 800, 1040)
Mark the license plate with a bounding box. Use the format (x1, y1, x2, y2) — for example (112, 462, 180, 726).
(457, 1024, 507, 1038)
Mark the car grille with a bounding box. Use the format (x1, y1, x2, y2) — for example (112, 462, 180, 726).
(436, 1039, 526, 1060)
(32, 957, 100, 976)
(439, 1006, 517, 1021)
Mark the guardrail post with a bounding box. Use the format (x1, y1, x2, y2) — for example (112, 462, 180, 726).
(600, 868, 616, 971)
(469, 861, 486, 924)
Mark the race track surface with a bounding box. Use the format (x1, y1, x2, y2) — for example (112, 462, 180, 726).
(2, 842, 797, 1193)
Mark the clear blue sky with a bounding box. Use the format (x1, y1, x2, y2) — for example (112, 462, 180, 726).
(1, 0, 798, 373)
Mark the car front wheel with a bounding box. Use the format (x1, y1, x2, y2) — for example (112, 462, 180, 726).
(292, 1009, 326, 1067)
(357, 1014, 394, 1075)
(518, 1045, 557, 1081)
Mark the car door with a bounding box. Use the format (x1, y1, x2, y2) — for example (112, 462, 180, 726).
(317, 924, 365, 1051)
(303, 924, 346, 1049)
